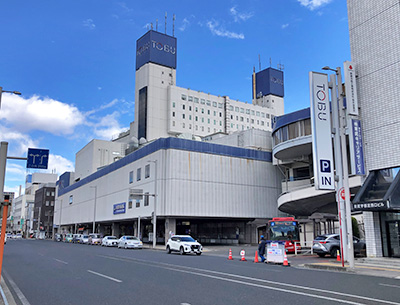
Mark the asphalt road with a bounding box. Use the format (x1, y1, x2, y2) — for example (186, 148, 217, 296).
(2, 240, 400, 305)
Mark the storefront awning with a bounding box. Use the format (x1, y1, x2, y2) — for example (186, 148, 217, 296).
(352, 169, 400, 211)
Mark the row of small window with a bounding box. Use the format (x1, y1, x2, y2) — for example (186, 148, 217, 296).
(172, 103, 224, 116)
(229, 124, 267, 131)
(128, 196, 149, 209)
(45, 201, 55, 206)
(46, 191, 55, 197)
(181, 95, 223, 108)
(172, 121, 223, 128)
(228, 106, 271, 118)
(230, 116, 269, 126)
(273, 119, 312, 145)
(172, 114, 224, 124)
(172, 122, 222, 133)
(129, 164, 150, 184)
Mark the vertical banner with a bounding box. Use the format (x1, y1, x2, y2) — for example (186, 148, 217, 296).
(309, 72, 335, 190)
(344, 61, 358, 116)
(349, 119, 365, 175)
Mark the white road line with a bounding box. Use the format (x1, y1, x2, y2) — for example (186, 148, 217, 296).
(53, 258, 68, 265)
(3, 271, 31, 305)
(87, 270, 122, 283)
(98, 254, 400, 305)
(379, 283, 400, 289)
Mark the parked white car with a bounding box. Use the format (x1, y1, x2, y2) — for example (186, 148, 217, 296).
(88, 233, 102, 245)
(79, 235, 89, 244)
(102, 236, 119, 247)
(166, 235, 202, 255)
(118, 236, 143, 249)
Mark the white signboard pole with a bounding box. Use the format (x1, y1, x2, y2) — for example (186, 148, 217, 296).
(309, 72, 335, 190)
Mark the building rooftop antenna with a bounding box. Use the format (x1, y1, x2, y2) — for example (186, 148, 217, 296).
(269, 57, 272, 68)
(277, 61, 285, 71)
(151, 22, 153, 30)
(165, 12, 167, 34)
(173, 14, 176, 37)
(156, 19, 158, 31)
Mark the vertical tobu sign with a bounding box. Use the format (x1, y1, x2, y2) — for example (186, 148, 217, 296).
(349, 119, 365, 175)
(344, 61, 358, 116)
(309, 72, 335, 190)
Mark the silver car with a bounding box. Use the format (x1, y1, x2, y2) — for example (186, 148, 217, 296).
(102, 236, 119, 247)
(312, 233, 366, 258)
(118, 236, 143, 249)
(88, 233, 102, 245)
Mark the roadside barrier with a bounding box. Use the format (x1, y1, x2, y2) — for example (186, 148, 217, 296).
(240, 249, 247, 261)
(253, 251, 259, 263)
(228, 248, 233, 260)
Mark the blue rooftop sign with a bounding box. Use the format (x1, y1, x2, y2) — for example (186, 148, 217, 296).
(136, 30, 177, 70)
(254, 67, 284, 98)
(27, 148, 49, 169)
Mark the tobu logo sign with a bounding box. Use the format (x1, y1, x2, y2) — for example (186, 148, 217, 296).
(316, 83, 328, 121)
(137, 40, 176, 57)
(270, 76, 284, 86)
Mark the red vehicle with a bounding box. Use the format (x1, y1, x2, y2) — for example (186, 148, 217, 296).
(266, 217, 300, 253)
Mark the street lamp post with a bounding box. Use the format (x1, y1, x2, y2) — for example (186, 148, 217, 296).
(148, 160, 158, 249)
(90, 186, 97, 233)
(0, 86, 21, 109)
(323, 66, 355, 269)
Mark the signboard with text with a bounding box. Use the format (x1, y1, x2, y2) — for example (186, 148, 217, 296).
(309, 72, 335, 190)
(113, 202, 126, 215)
(349, 119, 365, 175)
(27, 148, 49, 169)
(344, 61, 358, 116)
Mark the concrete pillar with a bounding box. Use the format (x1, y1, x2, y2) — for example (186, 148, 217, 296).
(364, 212, 383, 257)
(112, 223, 121, 238)
(164, 218, 176, 244)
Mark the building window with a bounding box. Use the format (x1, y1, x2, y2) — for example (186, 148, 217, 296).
(172, 102, 175, 108)
(208, 127, 210, 132)
(195, 116, 198, 121)
(219, 112, 222, 117)
(266, 113, 270, 118)
(69, 195, 73, 205)
(247, 118, 249, 123)
(195, 107, 198, 112)
(181, 94, 187, 100)
(251, 110, 255, 115)
(51, 201, 54, 206)
(201, 126, 204, 131)
(240, 108, 244, 113)
(194, 97, 199, 103)
(261, 121, 265, 126)
(231, 115, 233, 119)
(201, 99, 205, 104)
(189, 124, 192, 129)
(213, 111, 216, 116)
(251, 119, 254, 124)
(137, 168, 141, 181)
(201, 108, 204, 114)
(136, 200, 140, 208)
(202, 118, 204, 123)
(240, 117, 244, 122)
(213, 101, 217, 107)
(172, 112, 175, 117)
(46, 191, 50, 196)
(46, 201, 50, 206)
(128, 200, 133, 209)
(182, 114, 185, 119)
(188, 96, 193, 102)
(189, 115, 192, 120)
(129, 171, 134, 184)
(144, 192, 149, 206)
(189, 106, 192, 111)
(207, 110, 210, 115)
(229, 105, 234, 111)
(214, 120, 216, 125)
(145, 164, 150, 178)
(218, 103, 223, 108)
(256, 111, 260, 116)
(261, 112, 265, 118)
(235, 107, 239, 112)
(183, 123, 185, 128)
(208, 119, 210, 124)
(172, 121, 175, 126)
(206, 100, 211, 106)
(182, 105, 185, 110)
(246, 109, 250, 114)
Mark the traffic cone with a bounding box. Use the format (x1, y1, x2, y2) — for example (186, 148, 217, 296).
(254, 251, 259, 263)
(336, 250, 341, 262)
(283, 252, 290, 267)
(228, 248, 233, 260)
(240, 249, 247, 261)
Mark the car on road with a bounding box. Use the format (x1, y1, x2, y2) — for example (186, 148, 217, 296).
(72, 234, 82, 243)
(88, 233, 102, 245)
(55, 233, 63, 242)
(79, 235, 89, 244)
(312, 233, 366, 258)
(118, 236, 143, 249)
(166, 235, 202, 255)
(64, 234, 73, 243)
(15, 233, 23, 239)
(102, 236, 119, 247)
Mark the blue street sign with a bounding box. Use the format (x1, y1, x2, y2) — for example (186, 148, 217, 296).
(27, 148, 49, 169)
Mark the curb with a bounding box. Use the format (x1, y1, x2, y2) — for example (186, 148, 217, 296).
(302, 263, 352, 272)
(0, 277, 17, 305)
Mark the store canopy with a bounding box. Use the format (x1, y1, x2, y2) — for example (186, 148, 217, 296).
(352, 169, 400, 211)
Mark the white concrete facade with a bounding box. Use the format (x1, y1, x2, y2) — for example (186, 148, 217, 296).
(348, 0, 400, 257)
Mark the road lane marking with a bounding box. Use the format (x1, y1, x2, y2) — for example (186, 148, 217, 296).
(379, 283, 400, 289)
(87, 270, 122, 283)
(3, 271, 31, 305)
(53, 258, 68, 265)
(97, 254, 400, 305)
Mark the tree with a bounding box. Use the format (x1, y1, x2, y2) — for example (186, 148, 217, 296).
(352, 217, 360, 238)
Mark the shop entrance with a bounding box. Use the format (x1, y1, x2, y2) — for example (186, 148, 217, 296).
(386, 221, 400, 257)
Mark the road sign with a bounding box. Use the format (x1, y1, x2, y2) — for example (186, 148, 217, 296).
(27, 148, 49, 169)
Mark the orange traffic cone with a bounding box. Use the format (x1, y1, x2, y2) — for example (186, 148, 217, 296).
(254, 251, 259, 263)
(240, 249, 247, 261)
(336, 250, 341, 262)
(228, 248, 233, 260)
(283, 252, 290, 267)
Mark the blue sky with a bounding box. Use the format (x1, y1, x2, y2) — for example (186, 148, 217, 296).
(0, 0, 350, 193)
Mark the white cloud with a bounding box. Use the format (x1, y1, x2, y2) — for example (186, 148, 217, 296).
(179, 18, 190, 32)
(282, 23, 289, 29)
(46, 154, 74, 175)
(90, 111, 129, 140)
(0, 126, 39, 156)
(230, 6, 253, 22)
(206, 21, 244, 39)
(0, 94, 85, 135)
(297, 0, 333, 10)
(83, 19, 96, 30)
